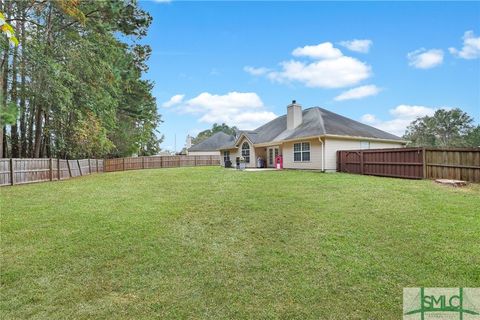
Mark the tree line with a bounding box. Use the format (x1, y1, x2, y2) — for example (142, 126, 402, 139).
(0, 0, 163, 159)
(404, 108, 480, 148)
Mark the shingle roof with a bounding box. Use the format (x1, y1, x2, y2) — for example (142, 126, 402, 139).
(244, 107, 403, 143)
(188, 132, 235, 152)
(318, 107, 402, 140)
(188, 107, 404, 151)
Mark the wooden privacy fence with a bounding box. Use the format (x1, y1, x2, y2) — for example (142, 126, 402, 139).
(0, 155, 220, 187)
(0, 158, 104, 186)
(337, 147, 480, 182)
(104, 155, 220, 172)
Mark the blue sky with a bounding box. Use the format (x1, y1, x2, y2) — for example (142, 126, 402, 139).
(138, 1, 480, 152)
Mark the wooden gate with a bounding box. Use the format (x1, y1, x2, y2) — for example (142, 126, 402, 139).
(337, 147, 480, 182)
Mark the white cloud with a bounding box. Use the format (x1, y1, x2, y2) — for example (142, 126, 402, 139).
(334, 85, 381, 101)
(338, 39, 372, 53)
(170, 92, 277, 129)
(186, 92, 263, 111)
(389, 104, 437, 119)
(360, 104, 437, 136)
(243, 66, 270, 76)
(292, 42, 343, 59)
(162, 94, 185, 108)
(268, 56, 371, 88)
(407, 48, 444, 69)
(360, 113, 377, 124)
(152, 0, 171, 3)
(449, 30, 480, 59)
(247, 42, 372, 89)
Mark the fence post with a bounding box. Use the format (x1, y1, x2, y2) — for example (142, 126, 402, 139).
(88, 159, 92, 174)
(422, 148, 427, 179)
(336, 151, 340, 172)
(78, 160, 83, 176)
(142, 156, 145, 169)
(340, 151, 343, 172)
(341, 152, 345, 172)
(49, 158, 53, 181)
(194, 156, 197, 167)
(67, 160, 72, 178)
(160, 156, 163, 168)
(57, 158, 60, 180)
(10, 158, 14, 185)
(123, 158, 125, 171)
(360, 151, 364, 175)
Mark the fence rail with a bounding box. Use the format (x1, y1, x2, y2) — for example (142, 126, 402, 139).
(0, 158, 104, 186)
(337, 147, 480, 182)
(104, 155, 220, 172)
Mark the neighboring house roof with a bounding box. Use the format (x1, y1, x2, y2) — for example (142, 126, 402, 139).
(189, 107, 404, 151)
(188, 132, 235, 152)
(157, 151, 173, 156)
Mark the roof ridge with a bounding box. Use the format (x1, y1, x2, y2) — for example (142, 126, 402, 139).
(315, 107, 326, 135)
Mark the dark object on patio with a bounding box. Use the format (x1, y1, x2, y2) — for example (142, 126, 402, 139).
(225, 159, 232, 168)
(256, 157, 265, 168)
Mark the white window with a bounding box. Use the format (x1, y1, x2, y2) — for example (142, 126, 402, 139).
(360, 141, 370, 149)
(293, 142, 310, 162)
(223, 151, 230, 163)
(241, 142, 250, 163)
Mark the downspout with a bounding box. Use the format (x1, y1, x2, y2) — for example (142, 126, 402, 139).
(318, 137, 325, 172)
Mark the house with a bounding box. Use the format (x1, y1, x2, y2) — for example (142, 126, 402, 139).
(187, 131, 234, 157)
(189, 101, 406, 170)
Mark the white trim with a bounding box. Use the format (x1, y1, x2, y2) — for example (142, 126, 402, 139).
(254, 134, 405, 147)
(319, 137, 325, 171)
(241, 141, 251, 164)
(218, 133, 405, 151)
(234, 132, 254, 147)
(267, 146, 280, 167)
(293, 141, 311, 162)
(223, 150, 230, 163)
(323, 134, 406, 144)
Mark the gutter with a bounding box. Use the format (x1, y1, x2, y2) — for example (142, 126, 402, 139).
(323, 134, 407, 144)
(253, 135, 322, 147)
(217, 134, 405, 151)
(318, 137, 325, 172)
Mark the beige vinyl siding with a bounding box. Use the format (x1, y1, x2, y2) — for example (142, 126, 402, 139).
(220, 137, 256, 168)
(220, 148, 237, 166)
(221, 137, 403, 170)
(238, 137, 256, 168)
(187, 151, 220, 157)
(370, 141, 404, 149)
(324, 137, 404, 171)
(282, 138, 323, 170)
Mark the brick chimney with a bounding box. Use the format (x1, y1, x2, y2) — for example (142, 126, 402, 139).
(287, 100, 302, 130)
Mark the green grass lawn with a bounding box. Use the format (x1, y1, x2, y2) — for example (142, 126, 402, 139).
(1, 167, 479, 319)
